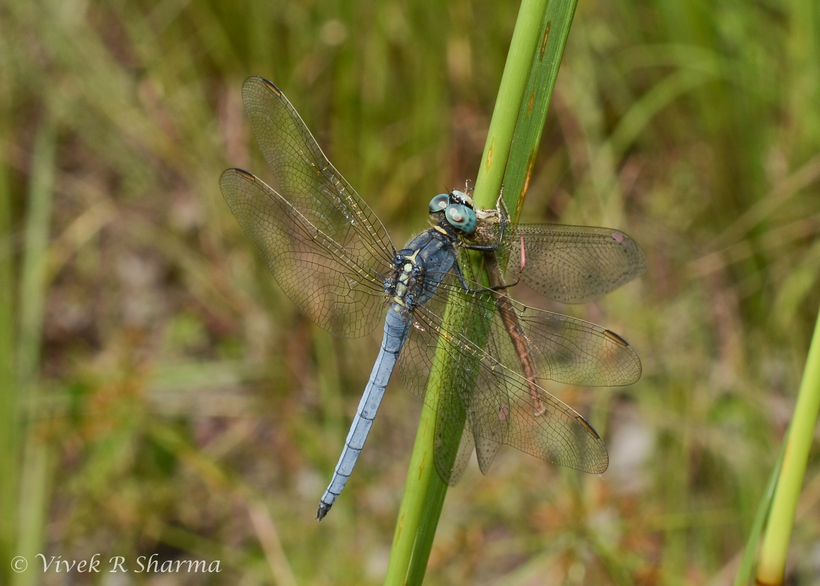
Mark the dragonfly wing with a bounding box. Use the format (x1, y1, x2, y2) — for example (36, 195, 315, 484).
(509, 299, 643, 387)
(399, 285, 510, 483)
(240, 77, 395, 270)
(433, 409, 476, 486)
(475, 294, 612, 473)
(500, 224, 647, 304)
(474, 435, 503, 475)
(399, 286, 609, 480)
(220, 169, 388, 337)
(433, 419, 501, 485)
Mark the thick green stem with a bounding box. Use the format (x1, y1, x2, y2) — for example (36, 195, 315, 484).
(384, 0, 578, 583)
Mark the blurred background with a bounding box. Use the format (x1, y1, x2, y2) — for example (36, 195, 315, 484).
(1, 0, 819, 584)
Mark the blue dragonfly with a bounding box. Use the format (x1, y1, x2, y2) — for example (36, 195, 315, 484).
(220, 77, 646, 521)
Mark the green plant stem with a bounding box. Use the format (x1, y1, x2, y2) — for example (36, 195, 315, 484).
(756, 307, 820, 585)
(13, 122, 57, 586)
(385, 0, 578, 583)
(472, 0, 550, 211)
(733, 439, 786, 586)
(0, 90, 15, 586)
(501, 0, 578, 217)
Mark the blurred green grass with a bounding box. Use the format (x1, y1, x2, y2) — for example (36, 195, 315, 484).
(1, 0, 819, 584)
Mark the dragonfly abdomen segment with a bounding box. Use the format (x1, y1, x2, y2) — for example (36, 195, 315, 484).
(317, 231, 458, 520)
(316, 306, 411, 521)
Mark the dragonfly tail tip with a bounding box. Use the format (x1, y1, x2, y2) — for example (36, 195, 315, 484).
(316, 502, 332, 522)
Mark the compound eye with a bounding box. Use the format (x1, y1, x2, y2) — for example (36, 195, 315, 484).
(428, 194, 449, 213)
(445, 204, 477, 234)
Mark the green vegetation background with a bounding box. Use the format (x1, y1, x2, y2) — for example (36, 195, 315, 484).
(1, 0, 819, 584)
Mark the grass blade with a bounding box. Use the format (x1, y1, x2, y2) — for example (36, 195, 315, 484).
(755, 306, 820, 584)
(12, 121, 57, 586)
(0, 84, 16, 586)
(732, 439, 785, 586)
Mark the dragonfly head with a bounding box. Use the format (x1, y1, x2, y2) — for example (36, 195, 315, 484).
(428, 191, 477, 235)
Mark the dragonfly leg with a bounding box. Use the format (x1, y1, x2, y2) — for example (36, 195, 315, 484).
(531, 388, 548, 417)
(494, 189, 512, 222)
(460, 212, 508, 253)
(450, 260, 509, 295)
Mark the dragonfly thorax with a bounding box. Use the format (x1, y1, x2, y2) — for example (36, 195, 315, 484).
(385, 229, 458, 311)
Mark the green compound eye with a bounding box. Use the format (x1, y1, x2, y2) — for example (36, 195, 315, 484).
(428, 194, 449, 213)
(445, 204, 477, 234)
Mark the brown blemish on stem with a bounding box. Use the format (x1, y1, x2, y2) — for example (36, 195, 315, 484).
(519, 150, 537, 206)
(540, 22, 552, 59)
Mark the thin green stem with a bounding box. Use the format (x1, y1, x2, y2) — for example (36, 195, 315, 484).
(733, 439, 785, 586)
(756, 307, 820, 584)
(13, 122, 57, 586)
(0, 85, 15, 586)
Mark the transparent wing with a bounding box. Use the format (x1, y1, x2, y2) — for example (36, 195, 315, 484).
(241, 77, 395, 269)
(493, 224, 647, 304)
(510, 301, 642, 387)
(221, 77, 398, 337)
(220, 169, 389, 337)
(416, 274, 642, 387)
(398, 281, 631, 483)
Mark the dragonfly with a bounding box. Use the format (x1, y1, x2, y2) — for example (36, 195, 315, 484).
(220, 77, 646, 521)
